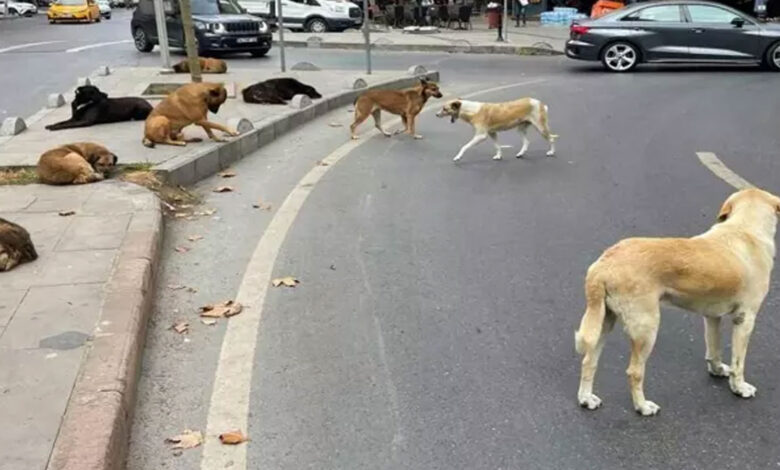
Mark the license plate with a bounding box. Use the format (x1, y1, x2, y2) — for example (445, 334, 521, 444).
(63, 13, 72, 17)
(236, 37, 258, 44)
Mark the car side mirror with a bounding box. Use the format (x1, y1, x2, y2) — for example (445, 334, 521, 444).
(731, 17, 745, 27)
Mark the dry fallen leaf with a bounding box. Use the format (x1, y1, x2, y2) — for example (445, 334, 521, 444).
(171, 321, 189, 334)
(58, 210, 76, 217)
(187, 235, 204, 242)
(272, 276, 299, 288)
(167, 284, 186, 290)
(165, 430, 203, 449)
(213, 186, 234, 193)
(174, 246, 190, 253)
(252, 200, 272, 211)
(173, 212, 189, 219)
(186, 286, 198, 293)
(200, 300, 243, 318)
(316, 160, 329, 167)
(218, 170, 237, 178)
(219, 430, 248, 445)
(201, 318, 217, 326)
(328, 122, 343, 128)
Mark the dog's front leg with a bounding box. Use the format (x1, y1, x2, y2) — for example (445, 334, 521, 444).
(197, 120, 239, 140)
(729, 311, 758, 398)
(407, 114, 423, 140)
(452, 133, 487, 162)
(488, 132, 502, 160)
(704, 317, 730, 377)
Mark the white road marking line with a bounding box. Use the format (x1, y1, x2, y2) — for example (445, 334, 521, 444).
(65, 39, 131, 53)
(199, 78, 548, 470)
(0, 40, 64, 54)
(696, 152, 754, 190)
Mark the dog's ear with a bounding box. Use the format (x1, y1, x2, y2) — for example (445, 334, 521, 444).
(449, 101, 461, 123)
(419, 78, 429, 85)
(717, 200, 732, 222)
(112, 153, 118, 165)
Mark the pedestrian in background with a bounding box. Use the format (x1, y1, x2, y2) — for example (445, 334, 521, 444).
(515, 0, 528, 26)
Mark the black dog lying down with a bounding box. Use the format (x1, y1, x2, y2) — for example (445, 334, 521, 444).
(46, 85, 153, 131)
(242, 78, 322, 105)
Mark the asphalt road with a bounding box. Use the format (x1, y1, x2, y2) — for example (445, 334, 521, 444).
(113, 46, 780, 470)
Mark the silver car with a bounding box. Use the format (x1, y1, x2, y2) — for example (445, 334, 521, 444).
(565, 0, 780, 72)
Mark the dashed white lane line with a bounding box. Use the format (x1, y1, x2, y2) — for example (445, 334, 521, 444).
(0, 40, 64, 54)
(199, 78, 547, 470)
(696, 151, 754, 190)
(65, 39, 131, 53)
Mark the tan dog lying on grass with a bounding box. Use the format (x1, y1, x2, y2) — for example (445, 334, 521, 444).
(172, 57, 228, 74)
(350, 78, 443, 140)
(0, 218, 37, 272)
(143, 82, 237, 148)
(575, 188, 780, 416)
(37, 142, 117, 185)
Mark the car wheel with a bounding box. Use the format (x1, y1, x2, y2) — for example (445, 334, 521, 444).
(106, 14, 111, 19)
(95, 14, 101, 22)
(250, 48, 270, 57)
(601, 41, 639, 73)
(133, 27, 154, 52)
(305, 17, 328, 33)
(8, 7, 18, 15)
(766, 42, 780, 71)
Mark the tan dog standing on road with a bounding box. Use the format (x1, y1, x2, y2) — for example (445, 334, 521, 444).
(575, 188, 780, 416)
(350, 78, 443, 140)
(172, 57, 228, 74)
(37, 142, 117, 185)
(435, 97, 557, 162)
(143, 82, 237, 148)
(0, 218, 38, 272)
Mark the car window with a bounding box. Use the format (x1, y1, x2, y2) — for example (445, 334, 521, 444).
(687, 5, 740, 23)
(623, 5, 682, 22)
(306, 0, 319, 5)
(58, 0, 86, 5)
(138, 0, 153, 14)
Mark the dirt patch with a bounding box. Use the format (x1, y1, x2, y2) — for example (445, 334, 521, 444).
(0, 168, 38, 185)
(118, 169, 201, 211)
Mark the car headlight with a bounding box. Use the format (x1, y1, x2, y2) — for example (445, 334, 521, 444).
(327, 4, 345, 13)
(194, 21, 207, 30)
(257, 20, 268, 33)
(211, 23, 226, 33)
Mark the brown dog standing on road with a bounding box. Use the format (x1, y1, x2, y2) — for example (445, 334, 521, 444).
(0, 218, 37, 272)
(575, 188, 780, 416)
(350, 78, 443, 140)
(172, 57, 228, 74)
(37, 142, 118, 185)
(143, 82, 237, 148)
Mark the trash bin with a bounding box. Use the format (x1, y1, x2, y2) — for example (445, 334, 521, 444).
(486, 1, 502, 28)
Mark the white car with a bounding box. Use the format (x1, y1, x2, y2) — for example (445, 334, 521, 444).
(238, 0, 362, 32)
(97, 0, 111, 18)
(3, 1, 38, 17)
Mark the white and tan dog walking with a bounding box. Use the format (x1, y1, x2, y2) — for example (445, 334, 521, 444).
(435, 97, 558, 162)
(575, 188, 780, 416)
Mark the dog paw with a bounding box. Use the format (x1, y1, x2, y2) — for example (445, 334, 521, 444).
(546, 150, 556, 157)
(730, 380, 757, 398)
(413, 135, 424, 140)
(492, 154, 502, 161)
(707, 361, 731, 378)
(635, 400, 661, 416)
(515, 152, 525, 158)
(229, 130, 240, 137)
(351, 135, 359, 140)
(452, 156, 462, 162)
(578, 393, 602, 410)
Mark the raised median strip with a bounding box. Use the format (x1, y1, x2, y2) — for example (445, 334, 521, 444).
(273, 38, 563, 55)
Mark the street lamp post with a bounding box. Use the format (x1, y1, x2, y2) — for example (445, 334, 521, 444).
(362, 0, 371, 74)
(276, 0, 286, 72)
(152, 0, 171, 69)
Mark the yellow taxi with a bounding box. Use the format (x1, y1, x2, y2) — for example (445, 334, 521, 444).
(48, 0, 101, 23)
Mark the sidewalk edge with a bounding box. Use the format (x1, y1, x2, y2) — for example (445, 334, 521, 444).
(46, 188, 164, 470)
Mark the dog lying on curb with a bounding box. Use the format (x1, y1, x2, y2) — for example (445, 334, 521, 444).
(0, 218, 37, 272)
(37, 142, 117, 185)
(143, 82, 237, 148)
(435, 97, 557, 161)
(350, 78, 443, 140)
(45, 85, 152, 131)
(172, 57, 228, 74)
(242, 78, 322, 105)
(575, 188, 780, 416)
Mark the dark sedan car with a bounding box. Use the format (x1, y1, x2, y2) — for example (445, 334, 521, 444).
(566, 0, 780, 72)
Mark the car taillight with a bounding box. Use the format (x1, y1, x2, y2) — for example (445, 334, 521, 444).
(570, 24, 590, 35)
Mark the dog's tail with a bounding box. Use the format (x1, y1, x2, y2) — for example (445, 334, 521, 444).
(142, 137, 155, 148)
(575, 270, 606, 355)
(541, 104, 559, 142)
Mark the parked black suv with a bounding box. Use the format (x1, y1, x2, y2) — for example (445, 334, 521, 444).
(131, 0, 272, 57)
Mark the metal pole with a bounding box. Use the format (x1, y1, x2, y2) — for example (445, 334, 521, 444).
(4, 0, 10, 19)
(179, 0, 202, 82)
(152, 0, 171, 69)
(276, 0, 286, 72)
(362, 0, 371, 74)
(503, 0, 509, 42)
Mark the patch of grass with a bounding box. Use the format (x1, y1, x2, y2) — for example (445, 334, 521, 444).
(118, 162, 156, 173)
(0, 167, 38, 185)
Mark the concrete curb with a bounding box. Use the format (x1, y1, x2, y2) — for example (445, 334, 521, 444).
(46, 187, 163, 470)
(272, 40, 563, 56)
(155, 70, 441, 186)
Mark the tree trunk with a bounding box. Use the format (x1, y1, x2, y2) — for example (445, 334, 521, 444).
(178, 0, 202, 83)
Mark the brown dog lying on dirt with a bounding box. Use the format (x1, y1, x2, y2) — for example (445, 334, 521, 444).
(37, 142, 118, 185)
(143, 82, 237, 148)
(0, 218, 37, 272)
(172, 57, 228, 74)
(350, 78, 443, 140)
